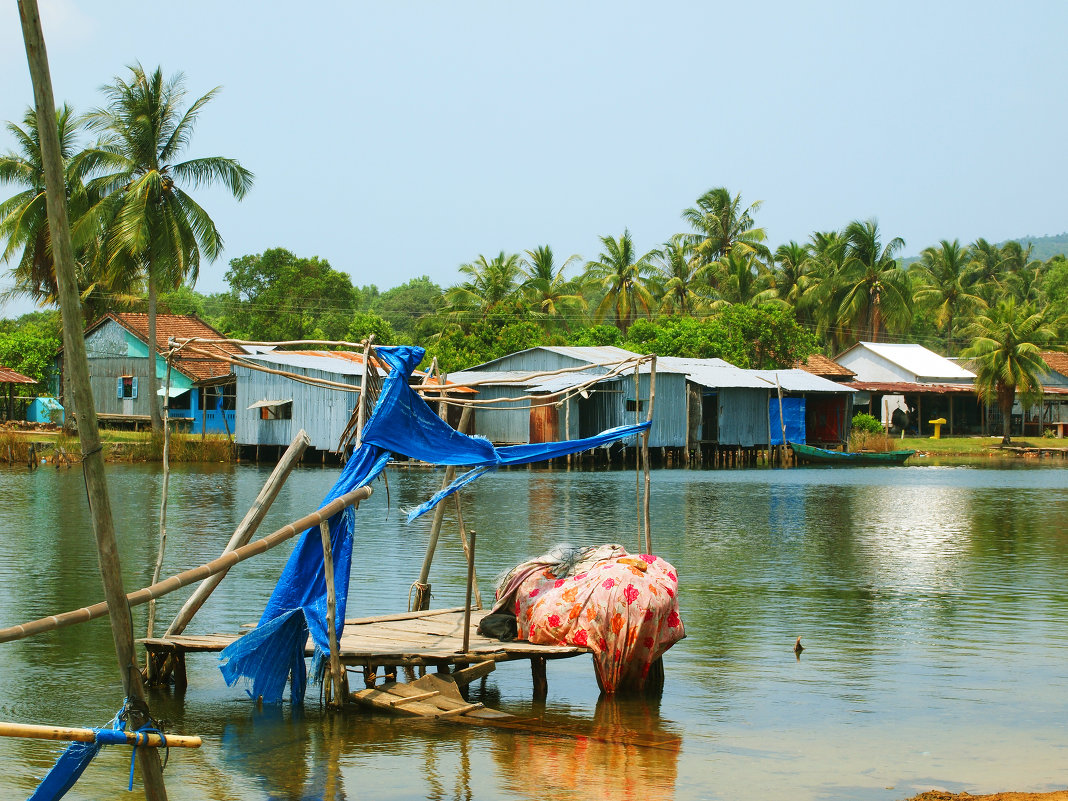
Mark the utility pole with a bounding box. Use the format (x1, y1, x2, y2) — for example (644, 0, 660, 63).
(16, 2, 168, 798)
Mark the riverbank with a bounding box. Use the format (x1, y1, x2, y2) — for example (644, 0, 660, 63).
(0, 424, 233, 464)
(908, 791, 1068, 800)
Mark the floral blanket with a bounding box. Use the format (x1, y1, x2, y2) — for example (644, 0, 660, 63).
(492, 545, 684, 692)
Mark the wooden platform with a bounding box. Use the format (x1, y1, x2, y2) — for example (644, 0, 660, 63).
(141, 607, 590, 695)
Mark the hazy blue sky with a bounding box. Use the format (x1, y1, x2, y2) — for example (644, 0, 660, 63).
(1, 1, 1065, 318)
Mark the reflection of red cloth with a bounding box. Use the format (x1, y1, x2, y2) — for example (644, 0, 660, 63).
(510, 551, 684, 692)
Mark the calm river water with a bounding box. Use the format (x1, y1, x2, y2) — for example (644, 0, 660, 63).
(1, 459, 1067, 801)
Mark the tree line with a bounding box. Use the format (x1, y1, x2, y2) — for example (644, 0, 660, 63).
(2, 66, 1066, 441)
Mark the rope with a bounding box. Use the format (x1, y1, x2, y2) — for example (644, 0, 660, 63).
(115, 696, 170, 790)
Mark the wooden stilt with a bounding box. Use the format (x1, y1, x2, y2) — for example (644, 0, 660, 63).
(319, 520, 346, 709)
(461, 530, 477, 654)
(531, 657, 547, 700)
(642, 355, 656, 554)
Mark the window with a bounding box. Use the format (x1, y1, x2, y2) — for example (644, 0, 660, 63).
(117, 375, 138, 399)
(625, 398, 645, 413)
(261, 401, 292, 420)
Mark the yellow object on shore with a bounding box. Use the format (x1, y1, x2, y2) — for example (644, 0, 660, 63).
(929, 418, 947, 439)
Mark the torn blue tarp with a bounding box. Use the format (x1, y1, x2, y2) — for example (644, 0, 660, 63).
(769, 396, 806, 445)
(219, 345, 651, 704)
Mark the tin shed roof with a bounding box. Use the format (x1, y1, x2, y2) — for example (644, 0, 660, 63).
(750, 369, 857, 393)
(840, 342, 975, 380)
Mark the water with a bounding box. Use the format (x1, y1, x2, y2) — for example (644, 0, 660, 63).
(1, 460, 1067, 800)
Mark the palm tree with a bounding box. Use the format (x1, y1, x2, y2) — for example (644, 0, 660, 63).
(443, 251, 522, 317)
(962, 300, 1060, 444)
(910, 239, 985, 355)
(650, 235, 708, 316)
(681, 187, 770, 268)
(518, 245, 585, 330)
(714, 250, 773, 307)
(829, 219, 911, 344)
(0, 105, 104, 309)
(585, 230, 656, 332)
(85, 65, 253, 431)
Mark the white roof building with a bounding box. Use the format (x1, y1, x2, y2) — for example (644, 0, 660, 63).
(835, 342, 975, 385)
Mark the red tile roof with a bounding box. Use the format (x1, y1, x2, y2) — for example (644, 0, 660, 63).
(1042, 351, 1068, 378)
(794, 353, 856, 379)
(88, 313, 241, 382)
(0, 364, 37, 384)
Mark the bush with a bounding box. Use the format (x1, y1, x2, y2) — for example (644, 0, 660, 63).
(851, 412, 884, 434)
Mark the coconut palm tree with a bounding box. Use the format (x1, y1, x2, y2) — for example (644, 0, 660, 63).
(681, 187, 770, 269)
(518, 245, 585, 330)
(443, 251, 523, 318)
(585, 230, 656, 332)
(961, 300, 1060, 444)
(829, 219, 911, 344)
(910, 239, 985, 355)
(806, 230, 850, 350)
(714, 250, 773, 307)
(84, 64, 253, 430)
(650, 235, 708, 316)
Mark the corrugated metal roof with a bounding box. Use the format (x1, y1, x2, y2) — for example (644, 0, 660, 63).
(537, 345, 640, 363)
(682, 364, 773, 389)
(846, 381, 980, 395)
(653, 356, 734, 373)
(750, 369, 857, 393)
(851, 342, 976, 379)
(530, 374, 609, 393)
(448, 370, 539, 387)
(243, 351, 365, 375)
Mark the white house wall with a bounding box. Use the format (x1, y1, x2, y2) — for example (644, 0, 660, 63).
(837, 350, 915, 383)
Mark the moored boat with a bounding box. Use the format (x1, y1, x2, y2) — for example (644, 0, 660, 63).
(789, 442, 915, 465)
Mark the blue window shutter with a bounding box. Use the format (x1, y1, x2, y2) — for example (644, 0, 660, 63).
(132, 377, 138, 399)
(117, 377, 123, 399)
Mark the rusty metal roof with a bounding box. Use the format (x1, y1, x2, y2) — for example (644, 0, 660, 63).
(0, 364, 36, 384)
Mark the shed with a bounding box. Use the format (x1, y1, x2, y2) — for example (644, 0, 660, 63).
(449, 347, 642, 446)
(26, 396, 64, 425)
(0, 363, 37, 422)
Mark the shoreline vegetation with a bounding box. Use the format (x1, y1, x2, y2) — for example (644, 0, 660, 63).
(1, 425, 1064, 466)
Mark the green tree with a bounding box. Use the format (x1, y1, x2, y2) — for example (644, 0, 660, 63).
(681, 187, 769, 269)
(910, 239, 985, 355)
(961, 299, 1061, 444)
(442, 252, 522, 323)
(347, 310, 395, 345)
(828, 219, 911, 344)
(519, 245, 585, 330)
(223, 248, 358, 341)
(714, 250, 773, 307)
(0, 327, 61, 388)
(372, 276, 443, 343)
(651, 235, 708, 316)
(585, 230, 656, 332)
(85, 64, 253, 430)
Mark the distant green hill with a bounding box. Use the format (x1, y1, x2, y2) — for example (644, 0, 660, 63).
(900, 232, 1068, 266)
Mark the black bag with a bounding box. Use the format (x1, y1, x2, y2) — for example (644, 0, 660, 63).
(477, 612, 518, 642)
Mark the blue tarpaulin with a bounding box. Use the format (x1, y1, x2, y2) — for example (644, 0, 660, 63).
(769, 396, 806, 445)
(220, 345, 650, 703)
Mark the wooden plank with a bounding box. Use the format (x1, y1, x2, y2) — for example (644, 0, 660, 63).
(389, 691, 439, 706)
(437, 702, 484, 717)
(344, 607, 468, 626)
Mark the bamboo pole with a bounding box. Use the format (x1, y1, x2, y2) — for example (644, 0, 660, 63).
(453, 493, 481, 609)
(461, 530, 477, 654)
(642, 355, 656, 554)
(165, 429, 310, 638)
(0, 721, 201, 749)
(413, 404, 473, 610)
(16, 3, 169, 797)
(319, 521, 345, 709)
(634, 364, 641, 551)
(147, 354, 174, 647)
(0, 485, 373, 644)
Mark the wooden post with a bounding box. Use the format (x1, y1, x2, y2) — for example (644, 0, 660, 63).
(634, 364, 641, 551)
(319, 520, 346, 709)
(165, 430, 310, 639)
(16, 3, 168, 797)
(775, 373, 787, 462)
(453, 495, 481, 608)
(145, 353, 173, 679)
(414, 404, 473, 610)
(642, 355, 656, 554)
(531, 657, 547, 701)
(354, 337, 373, 450)
(461, 530, 477, 654)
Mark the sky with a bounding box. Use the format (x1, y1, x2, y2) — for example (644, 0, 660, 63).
(1, 1, 1066, 319)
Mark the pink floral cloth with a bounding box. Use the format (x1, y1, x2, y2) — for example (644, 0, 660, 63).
(499, 548, 684, 692)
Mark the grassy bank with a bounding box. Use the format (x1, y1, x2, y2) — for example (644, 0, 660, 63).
(0, 426, 234, 464)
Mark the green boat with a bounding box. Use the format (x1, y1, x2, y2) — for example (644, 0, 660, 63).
(789, 442, 915, 466)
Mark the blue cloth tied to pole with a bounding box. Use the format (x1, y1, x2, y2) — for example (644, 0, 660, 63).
(219, 345, 650, 704)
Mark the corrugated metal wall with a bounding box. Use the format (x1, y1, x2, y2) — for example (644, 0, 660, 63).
(578, 378, 626, 439)
(482, 350, 600, 374)
(625, 372, 686, 447)
(235, 365, 358, 451)
(718, 388, 771, 447)
(467, 386, 530, 445)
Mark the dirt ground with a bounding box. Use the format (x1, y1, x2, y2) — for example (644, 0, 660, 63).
(907, 791, 1068, 801)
